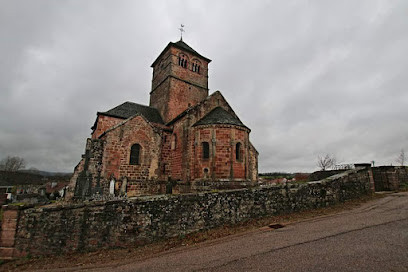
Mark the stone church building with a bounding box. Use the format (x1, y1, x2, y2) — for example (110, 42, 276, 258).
(69, 40, 258, 199)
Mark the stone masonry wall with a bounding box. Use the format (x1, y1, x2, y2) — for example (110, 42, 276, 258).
(92, 115, 123, 139)
(69, 115, 165, 200)
(1, 168, 371, 258)
(151, 46, 209, 92)
(169, 47, 209, 90)
(248, 143, 258, 181)
(193, 126, 249, 180)
(150, 46, 209, 123)
(167, 91, 258, 182)
(159, 131, 172, 181)
(372, 166, 408, 191)
(100, 115, 163, 197)
(101, 115, 162, 181)
(309, 170, 349, 181)
(166, 77, 208, 122)
(67, 138, 104, 199)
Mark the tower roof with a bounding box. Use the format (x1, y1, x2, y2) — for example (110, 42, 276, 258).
(193, 107, 249, 129)
(98, 102, 164, 124)
(151, 40, 211, 67)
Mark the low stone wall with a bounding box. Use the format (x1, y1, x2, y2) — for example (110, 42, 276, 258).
(0, 168, 372, 258)
(372, 166, 408, 191)
(309, 170, 348, 181)
(172, 180, 259, 194)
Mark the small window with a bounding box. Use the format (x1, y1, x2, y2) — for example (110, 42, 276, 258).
(130, 144, 141, 165)
(202, 142, 210, 159)
(178, 54, 188, 68)
(171, 134, 177, 150)
(236, 142, 242, 161)
(203, 168, 209, 178)
(162, 163, 167, 175)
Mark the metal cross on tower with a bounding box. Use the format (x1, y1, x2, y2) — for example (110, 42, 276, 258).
(179, 24, 185, 41)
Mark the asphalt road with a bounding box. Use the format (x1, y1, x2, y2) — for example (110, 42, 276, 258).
(82, 192, 408, 272)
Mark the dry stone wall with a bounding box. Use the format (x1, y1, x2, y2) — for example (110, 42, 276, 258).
(372, 166, 408, 191)
(1, 168, 371, 258)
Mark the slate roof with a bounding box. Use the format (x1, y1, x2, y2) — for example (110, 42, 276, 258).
(193, 107, 248, 129)
(174, 40, 201, 57)
(98, 102, 164, 124)
(151, 40, 211, 67)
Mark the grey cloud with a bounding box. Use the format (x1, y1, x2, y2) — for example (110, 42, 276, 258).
(1, 0, 407, 173)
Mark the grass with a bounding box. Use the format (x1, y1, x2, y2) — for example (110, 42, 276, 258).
(7, 202, 25, 206)
(400, 182, 408, 191)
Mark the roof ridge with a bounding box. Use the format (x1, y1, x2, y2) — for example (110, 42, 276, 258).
(122, 101, 152, 108)
(97, 101, 164, 124)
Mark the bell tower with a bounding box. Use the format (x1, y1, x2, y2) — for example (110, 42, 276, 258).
(149, 40, 211, 123)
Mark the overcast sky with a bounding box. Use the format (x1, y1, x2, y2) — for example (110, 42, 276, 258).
(1, 0, 407, 173)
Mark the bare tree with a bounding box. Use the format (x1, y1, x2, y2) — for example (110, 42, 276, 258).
(317, 154, 336, 171)
(396, 149, 405, 166)
(0, 156, 26, 172)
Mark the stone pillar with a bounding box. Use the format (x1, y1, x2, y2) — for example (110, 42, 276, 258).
(0, 205, 25, 259)
(367, 167, 375, 192)
(211, 129, 216, 180)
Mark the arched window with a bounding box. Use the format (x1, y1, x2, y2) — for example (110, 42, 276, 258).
(178, 54, 188, 68)
(192, 59, 201, 74)
(236, 142, 242, 161)
(171, 134, 177, 150)
(202, 142, 210, 159)
(130, 144, 141, 165)
(109, 179, 115, 195)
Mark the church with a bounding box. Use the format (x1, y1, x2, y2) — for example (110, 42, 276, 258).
(69, 39, 258, 199)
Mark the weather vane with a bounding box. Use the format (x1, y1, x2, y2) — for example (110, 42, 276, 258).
(179, 24, 185, 41)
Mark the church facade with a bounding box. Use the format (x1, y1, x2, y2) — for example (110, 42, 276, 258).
(69, 40, 258, 199)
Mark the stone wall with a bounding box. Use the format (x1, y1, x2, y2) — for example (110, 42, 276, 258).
(309, 170, 348, 181)
(69, 115, 166, 200)
(150, 46, 210, 123)
(193, 126, 250, 180)
(372, 166, 408, 191)
(0, 168, 371, 259)
(167, 91, 258, 183)
(68, 138, 104, 199)
(172, 180, 260, 194)
(100, 115, 162, 183)
(248, 143, 258, 181)
(92, 115, 123, 139)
